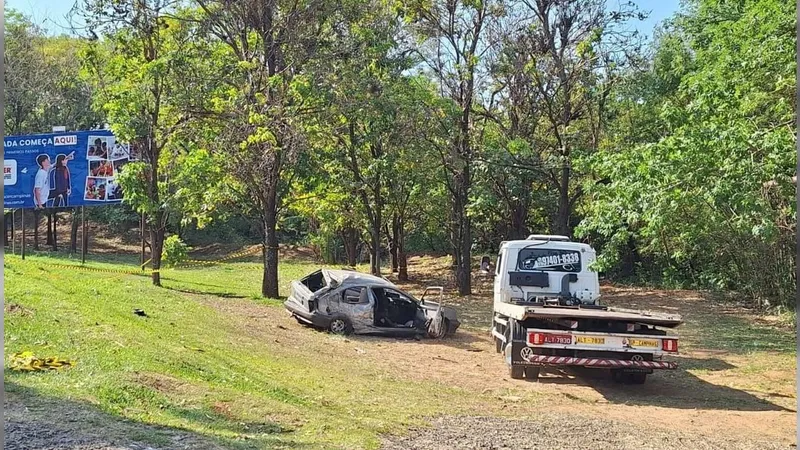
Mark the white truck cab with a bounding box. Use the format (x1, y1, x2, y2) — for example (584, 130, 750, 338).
(493, 235, 600, 306)
(491, 235, 682, 385)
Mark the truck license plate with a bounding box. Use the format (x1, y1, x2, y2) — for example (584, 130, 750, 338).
(630, 339, 659, 347)
(544, 335, 572, 345)
(576, 336, 605, 345)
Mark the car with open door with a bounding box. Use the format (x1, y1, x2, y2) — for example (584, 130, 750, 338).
(284, 269, 460, 338)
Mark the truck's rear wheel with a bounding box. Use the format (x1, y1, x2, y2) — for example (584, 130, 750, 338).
(524, 367, 540, 380)
(612, 370, 647, 384)
(509, 365, 525, 379)
(627, 372, 647, 384)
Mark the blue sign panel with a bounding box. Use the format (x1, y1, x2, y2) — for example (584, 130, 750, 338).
(3, 130, 137, 209)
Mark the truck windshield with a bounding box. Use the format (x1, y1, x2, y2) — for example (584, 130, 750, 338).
(517, 248, 581, 273)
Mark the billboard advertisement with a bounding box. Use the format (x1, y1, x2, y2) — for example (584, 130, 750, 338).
(3, 130, 138, 209)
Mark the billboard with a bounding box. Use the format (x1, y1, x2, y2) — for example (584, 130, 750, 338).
(3, 130, 139, 209)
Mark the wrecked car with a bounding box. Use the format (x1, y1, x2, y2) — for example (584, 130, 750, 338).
(284, 269, 460, 338)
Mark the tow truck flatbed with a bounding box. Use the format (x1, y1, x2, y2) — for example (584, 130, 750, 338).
(494, 301, 683, 328)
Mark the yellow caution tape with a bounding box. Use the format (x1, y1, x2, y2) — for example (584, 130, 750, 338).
(5, 255, 157, 275)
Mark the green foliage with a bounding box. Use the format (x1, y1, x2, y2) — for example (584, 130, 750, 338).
(4, 0, 788, 308)
(580, 0, 796, 308)
(162, 235, 189, 266)
(4, 9, 102, 134)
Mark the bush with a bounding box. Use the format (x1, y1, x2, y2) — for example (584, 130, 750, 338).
(162, 235, 189, 267)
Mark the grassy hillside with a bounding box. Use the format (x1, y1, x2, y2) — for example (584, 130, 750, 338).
(4, 254, 498, 449)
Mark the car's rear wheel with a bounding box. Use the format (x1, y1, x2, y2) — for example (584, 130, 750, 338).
(329, 316, 353, 335)
(509, 365, 525, 379)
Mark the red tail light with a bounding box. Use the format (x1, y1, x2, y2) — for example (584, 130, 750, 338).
(662, 338, 678, 352)
(530, 332, 544, 345)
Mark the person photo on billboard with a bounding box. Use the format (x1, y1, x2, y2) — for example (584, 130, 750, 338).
(34, 151, 74, 209)
(52, 153, 73, 207)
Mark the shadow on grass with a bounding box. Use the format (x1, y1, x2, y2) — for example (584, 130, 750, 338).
(679, 311, 796, 354)
(529, 359, 794, 412)
(4, 381, 312, 450)
(161, 284, 249, 299)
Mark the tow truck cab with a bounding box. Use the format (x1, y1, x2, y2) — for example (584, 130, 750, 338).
(492, 235, 682, 385)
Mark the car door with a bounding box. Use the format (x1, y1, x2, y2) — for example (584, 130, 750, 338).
(336, 286, 374, 333)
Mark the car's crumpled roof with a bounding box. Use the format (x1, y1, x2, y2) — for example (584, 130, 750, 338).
(323, 269, 397, 289)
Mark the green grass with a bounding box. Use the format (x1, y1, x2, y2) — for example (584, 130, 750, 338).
(3, 254, 491, 449)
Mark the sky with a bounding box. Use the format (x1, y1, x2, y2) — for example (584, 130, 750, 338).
(8, 0, 682, 38)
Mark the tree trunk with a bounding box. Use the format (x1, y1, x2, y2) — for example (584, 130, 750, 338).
(342, 227, 358, 266)
(46, 212, 53, 246)
(453, 190, 472, 295)
(389, 215, 400, 273)
(555, 165, 571, 236)
(51, 211, 58, 251)
(261, 176, 280, 298)
(261, 215, 279, 298)
(369, 223, 381, 276)
(4, 211, 11, 247)
(70, 208, 79, 253)
(510, 203, 528, 239)
(397, 218, 408, 282)
(150, 213, 165, 286)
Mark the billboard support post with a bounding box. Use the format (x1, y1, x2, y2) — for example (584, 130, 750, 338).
(11, 210, 16, 255)
(140, 213, 146, 268)
(33, 209, 39, 250)
(21, 209, 26, 260)
(53, 210, 58, 251)
(81, 206, 87, 264)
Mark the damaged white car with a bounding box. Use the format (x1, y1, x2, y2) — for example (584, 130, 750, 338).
(285, 269, 460, 338)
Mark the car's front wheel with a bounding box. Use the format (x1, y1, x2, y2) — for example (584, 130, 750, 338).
(329, 316, 353, 335)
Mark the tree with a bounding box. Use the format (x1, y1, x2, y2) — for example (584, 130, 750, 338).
(580, 0, 796, 308)
(407, 0, 502, 295)
(82, 0, 213, 285)
(192, 0, 343, 298)
(318, 8, 417, 275)
(504, 0, 642, 236)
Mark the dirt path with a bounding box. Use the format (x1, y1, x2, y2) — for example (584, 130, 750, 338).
(380, 415, 792, 450)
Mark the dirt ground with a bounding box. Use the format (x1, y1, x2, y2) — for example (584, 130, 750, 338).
(210, 305, 795, 448)
(5, 240, 796, 448)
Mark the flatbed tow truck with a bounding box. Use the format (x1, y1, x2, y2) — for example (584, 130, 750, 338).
(492, 235, 682, 384)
